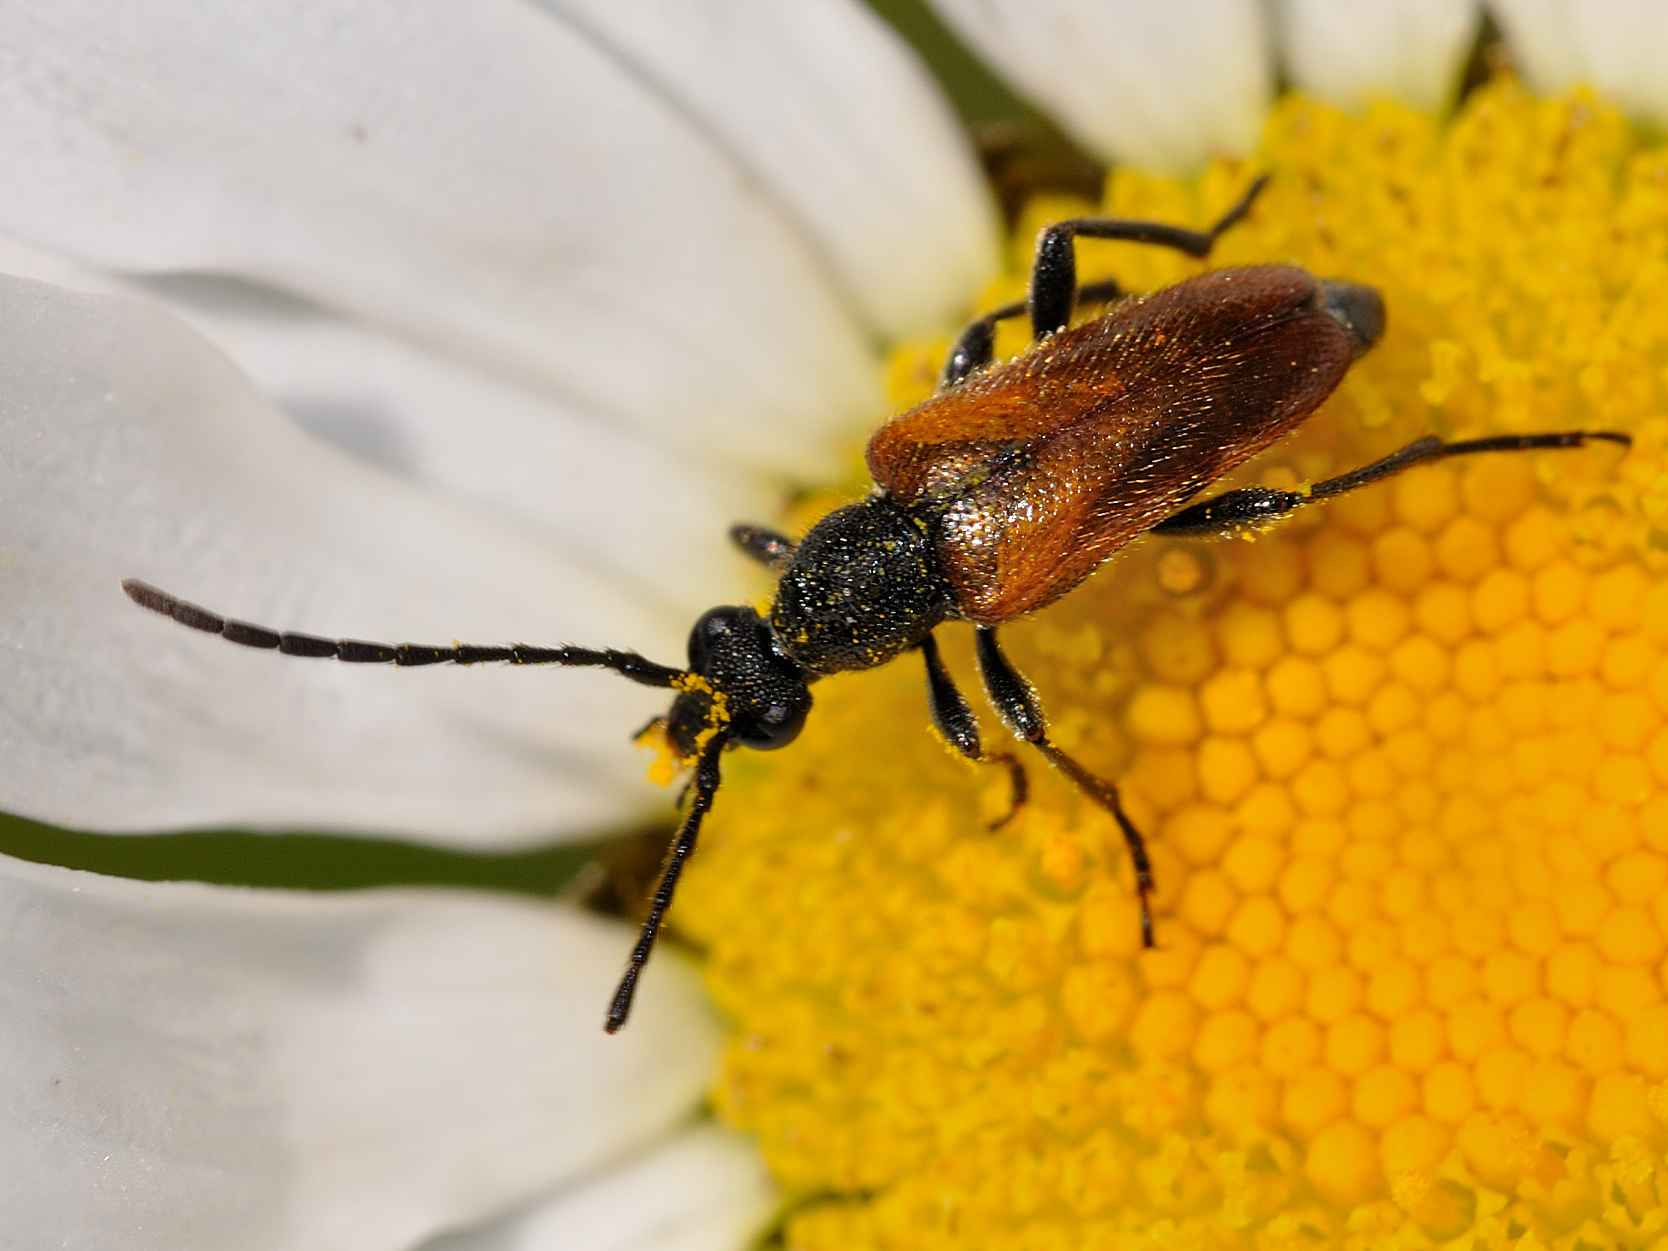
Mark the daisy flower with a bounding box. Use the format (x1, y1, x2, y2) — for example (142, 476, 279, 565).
(2, 3, 1666, 1249)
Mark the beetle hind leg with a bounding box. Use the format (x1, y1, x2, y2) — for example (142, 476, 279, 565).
(919, 632, 1029, 828)
(973, 626, 1156, 946)
(1152, 429, 1632, 538)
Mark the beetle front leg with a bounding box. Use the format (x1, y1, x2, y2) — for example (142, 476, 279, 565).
(974, 626, 1156, 946)
(729, 523, 795, 570)
(919, 632, 1026, 828)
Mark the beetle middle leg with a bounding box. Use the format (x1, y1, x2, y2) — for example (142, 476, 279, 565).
(973, 626, 1156, 946)
(1151, 429, 1631, 538)
(919, 632, 1027, 828)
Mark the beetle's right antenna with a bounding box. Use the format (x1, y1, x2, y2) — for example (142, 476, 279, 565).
(605, 730, 727, 1033)
(120, 579, 688, 687)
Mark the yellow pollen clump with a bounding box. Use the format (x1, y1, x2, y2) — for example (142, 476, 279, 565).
(679, 82, 1668, 1250)
(632, 716, 683, 787)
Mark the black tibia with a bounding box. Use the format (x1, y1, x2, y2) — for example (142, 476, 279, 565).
(919, 633, 1027, 828)
(606, 733, 727, 1034)
(1029, 173, 1270, 340)
(121, 579, 685, 688)
(939, 278, 1126, 390)
(1152, 429, 1633, 538)
(729, 523, 796, 569)
(975, 627, 1156, 947)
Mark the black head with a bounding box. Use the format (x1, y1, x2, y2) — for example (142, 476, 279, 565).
(665, 605, 812, 759)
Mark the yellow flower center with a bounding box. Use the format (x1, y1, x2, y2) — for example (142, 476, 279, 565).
(680, 81, 1668, 1249)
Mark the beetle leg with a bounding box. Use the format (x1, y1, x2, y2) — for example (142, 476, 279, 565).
(729, 523, 796, 569)
(1030, 174, 1269, 339)
(920, 632, 1027, 827)
(1152, 429, 1631, 538)
(939, 278, 1125, 389)
(606, 731, 728, 1033)
(974, 627, 1156, 946)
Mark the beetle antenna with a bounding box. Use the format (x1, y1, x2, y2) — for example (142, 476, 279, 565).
(605, 731, 728, 1033)
(120, 578, 688, 688)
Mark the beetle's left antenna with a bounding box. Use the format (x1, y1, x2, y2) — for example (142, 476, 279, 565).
(120, 579, 688, 687)
(605, 731, 727, 1033)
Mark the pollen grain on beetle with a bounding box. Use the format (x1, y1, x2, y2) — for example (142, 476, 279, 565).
(679, 81, 1668, 1250)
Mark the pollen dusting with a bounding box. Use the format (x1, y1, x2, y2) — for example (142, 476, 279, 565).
(673, 672, 717, 697)
(679, 82, 1668, 1250)
(633, 718, 683, 788)
(698, 687, 733, 743)
(663, 671, 731, 761)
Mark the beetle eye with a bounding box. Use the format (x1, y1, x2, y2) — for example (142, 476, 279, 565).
(687, 605, 752, 671)
(686, 609, 722, 669)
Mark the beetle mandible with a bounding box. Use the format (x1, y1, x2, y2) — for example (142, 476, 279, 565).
(123, 176, 1630, 1032)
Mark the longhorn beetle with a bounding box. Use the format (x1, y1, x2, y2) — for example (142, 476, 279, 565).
(123, 176, 1630, 1032)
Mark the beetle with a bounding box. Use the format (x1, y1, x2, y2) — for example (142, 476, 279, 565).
(122, 176, 1630, 1032)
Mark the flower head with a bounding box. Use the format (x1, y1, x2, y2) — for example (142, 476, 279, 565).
(4, 4, 1668, 1250)
(682, 81, 1668, 1249)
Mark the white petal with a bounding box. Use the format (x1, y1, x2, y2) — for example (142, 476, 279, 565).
(1273, 0, 1481, 111)
(0, 854, 719, 1251)
(542, 0, 998, 341)
(1491, 0, 1668, 124)
(0, 271, 685, 840)
(149, 276, 777, 624)
(926, 0, 1274, 171)
(0, 235, 775, 623)
(425, 1126, 774, 1251)
(0, 4, 884, 477)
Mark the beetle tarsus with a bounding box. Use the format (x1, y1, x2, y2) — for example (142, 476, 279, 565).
(1035, 736, 1157, 949)
(985, 752, 1028, 831)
